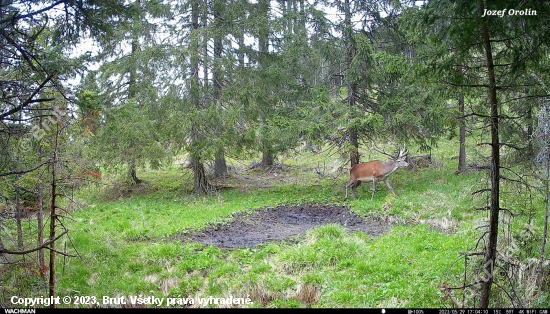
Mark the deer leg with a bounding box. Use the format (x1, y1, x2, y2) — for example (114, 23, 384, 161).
(350, 181, 361, 200)
(345, 180, 356, 200)
(384, 179, 397, 197)
(371, 178, 377, 201)
(354, 181, 362, 199)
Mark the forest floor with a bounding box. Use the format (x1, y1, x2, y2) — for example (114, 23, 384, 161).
(174, 203, 390, 249)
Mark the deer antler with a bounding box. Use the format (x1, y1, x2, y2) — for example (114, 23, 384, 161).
(398, 146, 409, 159)
(371, 141, 394, 158)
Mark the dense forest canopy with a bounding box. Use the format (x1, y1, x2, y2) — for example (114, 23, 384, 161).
(1, 0, 550, 309)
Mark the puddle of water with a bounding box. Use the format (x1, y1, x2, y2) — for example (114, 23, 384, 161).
(176, 204, 390, 249)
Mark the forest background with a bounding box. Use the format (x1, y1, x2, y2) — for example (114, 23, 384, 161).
(1, 0, 550, 308)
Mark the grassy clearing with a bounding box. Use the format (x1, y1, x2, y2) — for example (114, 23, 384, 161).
(5, 139, 549, 308)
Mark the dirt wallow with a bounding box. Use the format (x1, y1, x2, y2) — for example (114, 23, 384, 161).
(177, 204, 391, 249)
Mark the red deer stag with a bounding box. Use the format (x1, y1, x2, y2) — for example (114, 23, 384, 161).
(344, 143, 409, 200)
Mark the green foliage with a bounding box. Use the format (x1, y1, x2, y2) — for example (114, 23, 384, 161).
(3, 0, 550, 309)
(400, 0, 550, 306)
(86, 99, 166, 172)
(77, 0, 172, 183)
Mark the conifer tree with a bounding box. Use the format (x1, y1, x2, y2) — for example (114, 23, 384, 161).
(80, 0, 170, 185)
(404, 0, 550, 306)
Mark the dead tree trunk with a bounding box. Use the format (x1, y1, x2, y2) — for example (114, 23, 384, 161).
(37, 177, 46, 279)
(37, 134, 46, 279)
(48, 126, 59, 308)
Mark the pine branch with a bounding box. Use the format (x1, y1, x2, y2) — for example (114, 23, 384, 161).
(0, 161, 50, 177)
(0, 71, 57, 120)
(0, 1, 65, 27)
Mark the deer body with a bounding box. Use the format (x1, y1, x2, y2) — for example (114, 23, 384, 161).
(345, 145, 408, 201)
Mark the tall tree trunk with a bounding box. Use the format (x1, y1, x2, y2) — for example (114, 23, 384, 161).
(215, 149, 228, 178)
(538, 153, 550, 287)
(344, 0, 359, 167)
(15, 174, 23, 251)
(299, 0, 305, 33)
(258, 116, 274, 167)
(126, 18, 141, 185)
(0, 215, 4, 252)
(291, 0, 297, 35)
(48, 127, 59, 308)
(279, 0, 288, 33)
(458, 92, 467, 172)
(37, 175, 46, 279)
(37, 118, 46, 279)
(258, 0, 274, 167)
(238, 20, 245, 67)
(202, 2, 209, 92)
(479, 4, 500, 307)
(527, 106, 534, 159)
(190, 0, 211, 193)
(128, 38, 138, 100)
(213, 0, 228, 177)
(236, 0, 246, 161)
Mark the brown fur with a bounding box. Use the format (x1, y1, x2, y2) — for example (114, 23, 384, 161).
(345, 158, 408, 201)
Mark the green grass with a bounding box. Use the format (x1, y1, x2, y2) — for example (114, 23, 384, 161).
(59, 145, 474, 307)
(4, 139, 549, 308)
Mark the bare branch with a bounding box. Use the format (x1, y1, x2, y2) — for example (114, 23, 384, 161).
(0, 70, 57, 120)
(0, 230, 68, 255)
(459, 251, 485, 256)
(0, 161, 50, 177)
(43, 246, 78, 258)
(472, 188, 491, 196)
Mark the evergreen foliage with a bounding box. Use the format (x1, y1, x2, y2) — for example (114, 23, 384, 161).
(1, 0, 550, 308)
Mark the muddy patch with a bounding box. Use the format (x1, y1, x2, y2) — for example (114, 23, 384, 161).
(176, 204, 390, 249)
